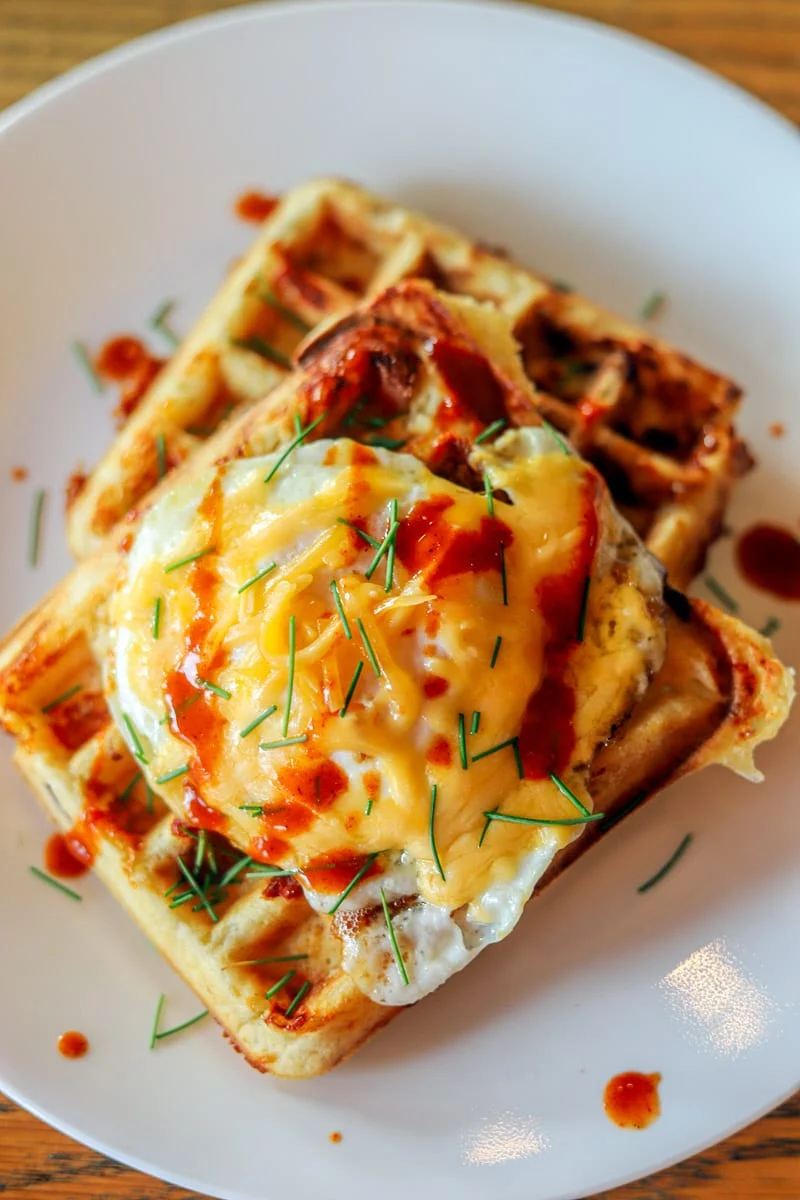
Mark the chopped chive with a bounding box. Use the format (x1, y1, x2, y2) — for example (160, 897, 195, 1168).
(239, 804, 264, 815)
(258, 284, 311, 333)
(471, 737, 518, 764)
(760, 616, 781, 638)
(540, 418, 570, 455)
(41, 683, 83, 714)
(484, 472, 495, 517)
(218, 855, 253, 887)
(704, 575, 739, 614)
(72, 340, 104, 393)
(490, 635, 502, 668)
(475, 419, 507, 445)
(340, 661, 364, 717)
(283, 615, 296, 736)
(160, 693, 200, 724)
(237, 561, 277, 593)
(145, 780, 154, 814)
(195, 829, 207, 873)
(239, 705, 277, 738)
(293, 412, 302, 436)
(156, 433, 167, 481)
(155, 1010, 209, 1041)
(168, 891, 195, 910)
(549, 772, 595, 818)
(478, 805, 498, 848)
(429, 784, 446, 881)
(458, 713, 468, 770)
(482, 810, 605, 827)
(364, 519, 399, 580)
(150, 299, 180, 347)
(380, 888, 409, 986)
(164, 880, 183, 898)
(638, 833, 693, 893)
(264, 412, 325, 483)
(119, 770, 142, 802)
(149, 993, 166, 1049)
(599, 790, 647, 832)
(155, 765, 189, 784)
(164, 545, 216, 574)
(29, 866, 82, 901)
(470, 710, 481, 735)
(227, 953, 309, 968)
(577, 575, 590, 642)
(205, 838, 218, 876)
(499, 542, 508, 605)
(385, 498, 398, 592)
(265, 969, 296, 1000)
(29, 488, 46, 567)
(122, 712, 147, 763)
(259, 735, 308, 751)
(366, 437, 407, 451)
(233, 335, 291, 369)
(356, 618, 380, 676)
(330, 579, 352, 639)
(511, 738, 524, 780)
(551, 279, 574, 294)
(336, 518, 381, 548)
(152, 596, 162, 639)
(176, 855, 218, 922)
(639, 290, 667, 321)
(365, 799, 374, 816)
(197, 677, 232, 701)
(284, 979, 311, 1018)
(327, 852, 379, 915)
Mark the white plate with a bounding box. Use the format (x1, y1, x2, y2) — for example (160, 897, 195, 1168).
(1, 2, 798, 1197)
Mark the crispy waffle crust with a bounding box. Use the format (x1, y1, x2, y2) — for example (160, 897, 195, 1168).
(2, 283, 791, 1078)
(67, 180, 748, 588)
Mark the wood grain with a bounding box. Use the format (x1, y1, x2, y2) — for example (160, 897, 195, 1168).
(0, 1, 798, 1197)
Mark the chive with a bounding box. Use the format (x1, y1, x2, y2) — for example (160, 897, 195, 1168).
(239, 804, 264, 815)
(471, 737, 518, 765)
(195, 830, 207, 873)
(205, 838, 218, 876)
(478, 805, 498, 848)
(176, 855, 218, 922)
(29, 488, 46, 567)
(365, 799, 374, 816)
(385, 498, 398, 592)
(330, 579, 352, 638)
(540, 418, 570, 455)
(29, 866, 82, 902)
(551, 279, 574, 294)
(155, 1010, 209, 1041)
(340, 661, 364, 717)
(511, 739, 524, 780)
(577, 575, 590, 642)
(327, 853, 379, 915)
(218, 855, 253, 887)
(285, 980, 311, 1018)
(482, 810, 605, 827)
(549, 772, 598, 819)
(265, 969, 296, 1000)
(364, 519, 399, 580)
(599, 790, 647, 833)
(197, 677, 232, 701)
(293, 413, 302, 436)
(458, 713, 468, 770)
(760, 616, 781, 638)
(258, 284, 311, 333)
(41, 683, 83, 714)
(356, 618, 380, 676)
(283, 615, 296, 736)
(484, 472, 495, 517)
(475, 419, 507, 445)
(259, 735, 308, 750)
(122, 712, 147, 763)
(499, 542, 508, 605)
(152, 596, 162, 639)
(155, 765, 189, 784)
(238, 562, 277, 593)
(470, 711, 481, 735)
(72, 339, 105, 392)
(156, 433, 167, 481)
(227, 953, 309, 968)
(264, 412, 325, 483)
(638, 833, 693, 893)
(337, 518, 381, 549)
(239, 705, 277, 738)
(150, 299, 180, 347)
(366, 437, 407, 451)
(164, 545, 216, 573)
(490, 635, 502, 669)
(168, 891, 195, 910)
(233, 335, 291, 369)
(429, 784, 446, 881)
(380, 888, 409, 986)
(149, 993, 166, 1049)
(639, 290, 667, 321)
(160, 693, 200, 724)
(704, 575, 739, 614)
(119, 771, 142, 802)
(146, 780, 154, 814)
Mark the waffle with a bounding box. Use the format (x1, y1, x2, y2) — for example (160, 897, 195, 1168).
(67, 179, 748, 589)
(2, 283, 790, 1077)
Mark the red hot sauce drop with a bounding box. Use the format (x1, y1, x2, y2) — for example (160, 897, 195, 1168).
(736, 523, 800, 600)
(57, 1031, 89, 1059)
(44, 831, 92, 878)
(604, 1071, 662, 1129)
(235, 190, 279, 223)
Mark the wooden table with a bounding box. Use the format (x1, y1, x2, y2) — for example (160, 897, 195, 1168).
(1, 1, 798, 1196)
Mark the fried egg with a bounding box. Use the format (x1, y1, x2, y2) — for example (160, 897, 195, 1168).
(106, 428, 665, 1004)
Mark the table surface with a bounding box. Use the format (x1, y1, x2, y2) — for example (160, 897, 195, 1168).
(1, 1, 799, 1197)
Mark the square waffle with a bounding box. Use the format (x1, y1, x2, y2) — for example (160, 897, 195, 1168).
(1, 282, 789, 1077)
(67, 180, 748, 589)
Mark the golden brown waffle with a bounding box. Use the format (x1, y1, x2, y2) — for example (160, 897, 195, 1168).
(2, 283, 790, 1077)
(67, 179, 747, 588)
